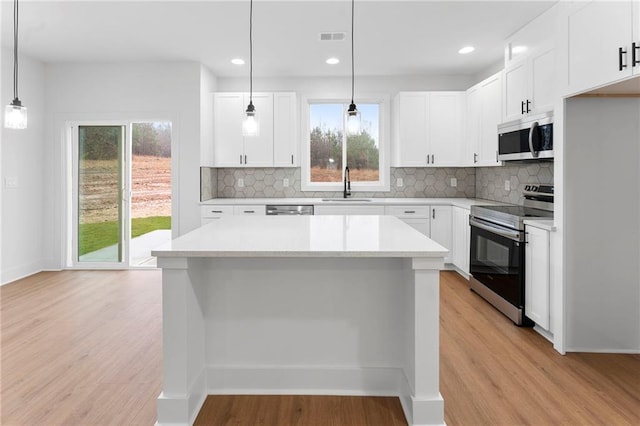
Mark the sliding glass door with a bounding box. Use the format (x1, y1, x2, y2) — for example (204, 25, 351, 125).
(70, 121, 172, 268)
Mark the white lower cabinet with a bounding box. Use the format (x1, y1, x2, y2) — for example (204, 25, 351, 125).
(525, 224, 550, 330)
(314, 205, 386, 215)
(385, 205, 452, 264)
(452, 206, 470, 275)
(233, 205, 267, 216)
(200, 205, 234, 225)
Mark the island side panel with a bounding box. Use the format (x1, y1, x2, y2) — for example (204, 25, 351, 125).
(399, 257, 445, 426)
(156, 257, 207, 426)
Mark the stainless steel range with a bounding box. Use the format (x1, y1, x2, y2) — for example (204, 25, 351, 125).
(468, 184, 554, 326)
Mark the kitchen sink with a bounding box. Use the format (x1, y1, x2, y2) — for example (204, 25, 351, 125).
(321, 198, 373, 202)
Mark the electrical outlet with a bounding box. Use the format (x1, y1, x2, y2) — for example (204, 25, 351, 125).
(504, 180, 511, 191)
(396, 178, 403, 187)
(450, 177, 457, 187)
(4, 176, 18, 189)
(283, 178, 289, 187)
(238, 178, 244, 188)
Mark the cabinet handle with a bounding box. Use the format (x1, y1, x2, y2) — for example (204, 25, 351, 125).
(240, 154, 243, 165)
(244, 154, 247, 164)
(426, 155, 430, 165)
(526, 99, 531, 113)
(404, 210, 416, 214)
(619, 47, 628, 71)
(291, 154, 294, 165)
(211, 210, 223, 213)
(432, 209, 435, 219)
(431, 154, 434, 164)
(496, 150, 499, 163)
(521, 100, 525, 115)
(473, 153, 478, 164)
(244, 210, 255, 214)
(633, 42, 640, 67)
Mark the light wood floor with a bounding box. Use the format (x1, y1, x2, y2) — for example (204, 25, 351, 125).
(1, 270, 638, 425)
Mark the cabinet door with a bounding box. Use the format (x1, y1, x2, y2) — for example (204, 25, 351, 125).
(393, 92, 428, 166)
(525, 225, 550, 329)
(213, 93, 244, 167)
(400, 217, 430, 237)
(503, 60, 529, 122)
(452, 207, 470, 274)
(429, 92, 465, 166)
(530, 46, 555, 114)
(430, 206, 452, 263)
(465, 85, 481, 166)
(478, 72, 502, 166)
(243, 93, 274, 167)
(273, 92, 298, 167)
(566, 1, 633, 95)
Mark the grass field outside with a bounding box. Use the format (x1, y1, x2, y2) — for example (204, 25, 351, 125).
(310, 166, 379, 182)
(79, 216, 171, 256)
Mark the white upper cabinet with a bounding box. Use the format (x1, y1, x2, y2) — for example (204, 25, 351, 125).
(213, 92, 297, 168)
(392, 91, 465, 167)
(503, 43, 555, 122)
(564, 0, 637, 96)
(466, 71, 502, 167)
(273, 92, 298, 167)
(392, 92, 429, 167)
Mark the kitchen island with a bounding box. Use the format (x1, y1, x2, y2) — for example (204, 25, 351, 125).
(152, 215, 448, 425)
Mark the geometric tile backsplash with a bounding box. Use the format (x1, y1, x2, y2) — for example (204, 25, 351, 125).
(475, 162, 554, 204)
(201, 162, 554, 203)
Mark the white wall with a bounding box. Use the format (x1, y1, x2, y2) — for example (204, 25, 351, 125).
(200, 65, 217, 167)
(1, 48, 46, 284)
(564, 97, 640, 353)
(44, 62, 206, 270)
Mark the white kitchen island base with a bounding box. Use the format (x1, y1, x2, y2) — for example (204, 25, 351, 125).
(153, 216, 447, 426)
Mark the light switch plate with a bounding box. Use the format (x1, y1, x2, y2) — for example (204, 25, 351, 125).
(238, 178, 244, 188)
(283, 178, 289, 187)
(4, 176, 18, 189)
(396, 178, 403, 187)
(504, 180, 510, 191)
(450, 177, 457, 187)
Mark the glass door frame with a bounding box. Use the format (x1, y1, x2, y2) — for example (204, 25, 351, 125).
(70, 121, 132, 269)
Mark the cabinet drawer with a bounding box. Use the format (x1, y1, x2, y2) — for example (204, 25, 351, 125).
(385, 205, 430, 217)
(201, 205, 234, 218)
(233, 205, 266, 215)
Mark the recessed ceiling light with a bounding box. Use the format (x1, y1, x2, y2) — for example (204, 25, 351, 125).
(231, 58, 245, 65)
(326, 57, 340, 65)
(512, 45, 528, 54)
(458, 46, 475, 55)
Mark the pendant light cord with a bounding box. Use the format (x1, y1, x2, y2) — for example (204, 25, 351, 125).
(13, 0, 19, 101)
(249, 0, 253, 105)
(350, 0, 354, 104)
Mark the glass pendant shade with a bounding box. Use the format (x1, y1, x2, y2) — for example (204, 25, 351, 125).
(346, 103, 360, 136)
(5, 99, 27, 129)
(242, 102, 259, 137)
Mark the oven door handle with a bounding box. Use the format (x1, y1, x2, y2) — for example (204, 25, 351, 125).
(469, 217, 523, 242)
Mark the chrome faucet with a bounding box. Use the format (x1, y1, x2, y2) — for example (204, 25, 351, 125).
(343, 166, 351, 198)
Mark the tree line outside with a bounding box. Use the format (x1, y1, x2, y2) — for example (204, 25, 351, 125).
(79, 122, 171, 161)
(309, 126, 380, 182)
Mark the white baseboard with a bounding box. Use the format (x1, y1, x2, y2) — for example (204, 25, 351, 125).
(156, 367, 206, 426)
(206, 365, 402, 396)
(1, 260, 43, 286)
(565, 347, 640, 354)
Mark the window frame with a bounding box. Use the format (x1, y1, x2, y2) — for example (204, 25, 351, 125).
(300, 94, 390, 192)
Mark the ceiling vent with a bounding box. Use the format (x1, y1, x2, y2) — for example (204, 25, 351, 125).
(319, 32, 346, 41)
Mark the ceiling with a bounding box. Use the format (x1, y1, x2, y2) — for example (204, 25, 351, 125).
(1, 0, 557, 78)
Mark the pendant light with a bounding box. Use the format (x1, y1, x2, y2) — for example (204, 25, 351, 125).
(5, 0, 27, 129)
(242, 0, 259, 137)
(346, 0, 360, 136)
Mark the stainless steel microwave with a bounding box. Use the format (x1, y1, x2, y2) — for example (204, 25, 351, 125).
(498, 112, 553, 161)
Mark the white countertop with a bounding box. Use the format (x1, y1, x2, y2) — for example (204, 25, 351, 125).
(153, 215, 449, 258)
(200, 197, 502, 210)
(524, 218, 556, 232)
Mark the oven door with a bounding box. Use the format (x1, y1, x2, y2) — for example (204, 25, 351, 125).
(469, 218, 525, 309)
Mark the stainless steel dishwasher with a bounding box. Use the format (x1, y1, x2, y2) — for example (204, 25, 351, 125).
(266, 205, 314, 215)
